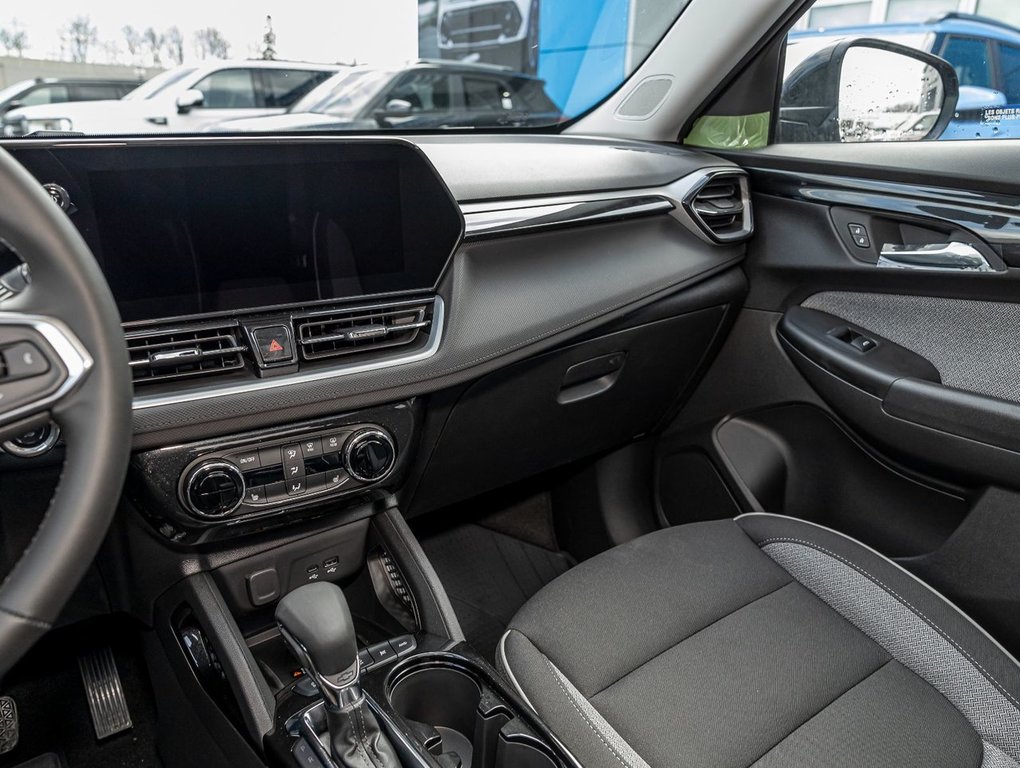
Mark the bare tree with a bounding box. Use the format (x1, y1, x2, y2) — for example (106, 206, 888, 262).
(260, 15, 277, 60)
(122, 25, 143, 64)
(63, 16, 98, 63)
(194, 27, 230, 60)
(164, 26, 184, 66)
(143, 27, 164, 66)
(0, 23, 28, 57)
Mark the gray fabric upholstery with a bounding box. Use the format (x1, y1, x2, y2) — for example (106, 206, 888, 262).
(802, 292, 1020, 403)
(501, 515, 1020, 768)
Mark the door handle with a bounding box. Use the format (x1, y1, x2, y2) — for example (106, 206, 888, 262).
(877, 242, 998, 272)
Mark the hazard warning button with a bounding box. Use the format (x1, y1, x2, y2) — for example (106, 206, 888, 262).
(252, 325, 295, 366)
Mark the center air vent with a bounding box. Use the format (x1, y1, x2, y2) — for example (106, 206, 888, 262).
(294, 299, 435, 362)
(127, 322, 246, 385)
(683, 171, 753, 244)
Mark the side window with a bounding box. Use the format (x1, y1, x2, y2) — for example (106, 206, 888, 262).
(192, 69, 258, 109)
(71, 84, 125, 101)
(19, 85, 70, 107)
(383, 72, 452, 112)
(263, 70, 332, 109)
(462, 77, 512, 111)
(937, 36, 992, 89)
(999, 44, 1020, 103)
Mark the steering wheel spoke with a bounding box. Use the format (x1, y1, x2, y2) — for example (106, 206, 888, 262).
(0, 312, 92, 440)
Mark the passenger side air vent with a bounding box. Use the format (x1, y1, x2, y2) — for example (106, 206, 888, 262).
(294, 299, 435, 362)
(127, 322, 246, 385)
(683, 171, 753, 243)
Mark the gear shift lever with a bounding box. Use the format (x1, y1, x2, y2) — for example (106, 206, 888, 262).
(276, 583, 400, 768)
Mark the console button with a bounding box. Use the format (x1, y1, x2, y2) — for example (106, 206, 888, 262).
(325, 468, 350, 489)
(282, 444, 304, 479)
(233, 450, 260, 470)
(246, 568, 279, 607)
(251, 325, 295, 366)
(323, 433, 346, 452)
(368, 641, 395, 664)
(300, 437, 322, 457)
(306, 473, 326, 493)
(287, 478, 306, 496)
(358, 648, 375, 669)
(2, 342, 49, 379)
(389, 635, 416, 656)
(259, 446, 282, 467)
(244, 485, 267, 505)
(265, 481, 288, 502)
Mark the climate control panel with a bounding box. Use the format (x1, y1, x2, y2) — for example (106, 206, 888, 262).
(180, 425, 397, 521)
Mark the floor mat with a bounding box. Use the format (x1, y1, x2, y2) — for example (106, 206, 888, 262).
(421, 524, 573, 662)
(0, 619, 159, 768)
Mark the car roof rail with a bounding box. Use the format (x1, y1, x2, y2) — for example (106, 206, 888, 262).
(929, 11, 1020, 34)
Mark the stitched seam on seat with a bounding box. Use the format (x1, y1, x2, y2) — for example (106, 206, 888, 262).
(745, 658, 895, 768)
(589, 578, 795, 698)
(543, 655, 644, 768)
(758, 536, 1020, 714)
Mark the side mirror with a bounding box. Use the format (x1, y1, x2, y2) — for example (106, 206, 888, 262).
(5, 100, 24, 111)
(176, 89, 205, 114)
(382, 98, 414, 114)
(779, 38, 959, 143)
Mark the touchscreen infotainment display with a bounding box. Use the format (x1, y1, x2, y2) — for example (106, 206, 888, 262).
(9, 141, 463, 324)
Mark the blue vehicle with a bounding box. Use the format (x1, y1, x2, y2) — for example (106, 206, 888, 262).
(788, 12, 1020, 139)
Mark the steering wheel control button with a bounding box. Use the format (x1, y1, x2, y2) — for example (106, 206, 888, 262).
(2, 423, 60, 458)
(344, 429, 396, 483)
(251, 325, 295, 366)
(42, 183, 72, 212)
(1, 342, 50, 380)
(185, 462, 245, 519)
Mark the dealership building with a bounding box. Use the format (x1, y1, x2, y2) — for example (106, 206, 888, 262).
(796, 0, 1020, 28)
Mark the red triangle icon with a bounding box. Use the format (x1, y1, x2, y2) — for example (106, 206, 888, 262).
(268, 339, 284, 353)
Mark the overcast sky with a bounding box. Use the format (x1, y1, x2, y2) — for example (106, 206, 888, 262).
(4, 0, 419, 66)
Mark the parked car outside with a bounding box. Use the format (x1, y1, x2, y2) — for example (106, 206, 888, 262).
(209, 59, 560, 132)
(0, 77, 139, 117)
(1, 61, 339, 136)
(788, 12, 1020, 140)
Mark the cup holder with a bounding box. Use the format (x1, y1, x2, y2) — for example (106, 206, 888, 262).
(387, 660, 559, 768)
(389, 667, 483, 766)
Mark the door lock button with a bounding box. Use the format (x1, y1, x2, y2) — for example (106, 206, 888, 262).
(848, 223, 871, 249)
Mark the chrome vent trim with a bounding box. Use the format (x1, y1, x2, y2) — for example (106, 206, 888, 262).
(126, 321, 246, 385)
(132, 297, 445, 411)
(460, 166, 752, 245)
(682, 170, 753, 244)
(293, 298, 435, 362)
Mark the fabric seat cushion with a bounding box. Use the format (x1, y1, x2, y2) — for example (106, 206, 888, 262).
(499, 514, 1020, 768)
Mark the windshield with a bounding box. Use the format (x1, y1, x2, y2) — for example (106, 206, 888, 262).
(0, 1, 689, 135)
(291, 70, 394, 116)
(0, 81, 34, 104)
(122, 67, 198, 100)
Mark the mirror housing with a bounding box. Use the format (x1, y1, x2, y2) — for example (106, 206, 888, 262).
(382, 98, 414, 114)
(176, 89, 205, 114)
(779, 38, 959, 143)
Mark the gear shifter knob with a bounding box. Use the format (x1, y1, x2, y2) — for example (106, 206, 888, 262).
(276, 582, 361, 705)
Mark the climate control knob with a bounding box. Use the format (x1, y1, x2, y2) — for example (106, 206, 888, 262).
(344, 429, 396, 483)
(184, 461, 245, 519)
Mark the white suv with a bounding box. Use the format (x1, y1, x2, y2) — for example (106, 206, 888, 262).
(2, 60, 339, 136)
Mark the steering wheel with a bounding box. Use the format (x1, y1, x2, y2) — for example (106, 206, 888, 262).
(0, 147, 132, 677)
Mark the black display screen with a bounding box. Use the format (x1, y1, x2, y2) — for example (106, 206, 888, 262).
(9, 141, 462, 323)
